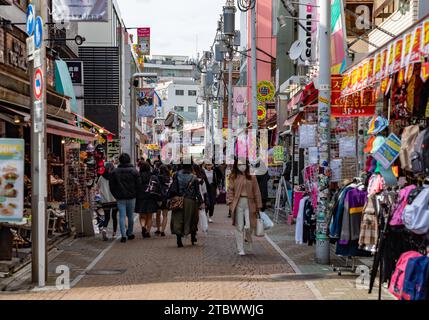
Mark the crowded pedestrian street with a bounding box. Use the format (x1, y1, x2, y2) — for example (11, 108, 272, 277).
(1, 0, 429, 310)
(0, 205, 393, 300)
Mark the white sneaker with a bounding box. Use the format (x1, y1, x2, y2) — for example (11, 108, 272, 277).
(208, 218, 213, 223)
(238, 250, 246, 256)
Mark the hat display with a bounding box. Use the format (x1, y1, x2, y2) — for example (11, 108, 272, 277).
(371, 135, 386, 154)
(367, 116, 389, 135)
(363, 136, 376, 153)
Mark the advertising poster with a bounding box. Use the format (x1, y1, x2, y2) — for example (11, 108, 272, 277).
(138, 27, 151, 56)
(107, 139, 120, 162)
(372, 133, 401, 169)
(52, 0, 108, 22)
(0, 139, 24, 222)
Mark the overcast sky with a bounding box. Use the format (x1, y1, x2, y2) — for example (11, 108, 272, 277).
(118, 0, 234, 59)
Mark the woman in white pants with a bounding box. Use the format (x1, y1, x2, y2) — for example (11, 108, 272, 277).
(226, 160, 262, 256)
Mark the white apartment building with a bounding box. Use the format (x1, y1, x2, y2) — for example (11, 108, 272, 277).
(157, 79, 202, 122)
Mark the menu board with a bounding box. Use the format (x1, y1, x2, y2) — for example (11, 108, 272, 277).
(0, 139, 24, 222)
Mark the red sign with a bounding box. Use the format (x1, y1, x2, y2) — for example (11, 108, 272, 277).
(332, 75, 375, 117)
(34, 68, 43, 100)
(137, 27, 150, 37)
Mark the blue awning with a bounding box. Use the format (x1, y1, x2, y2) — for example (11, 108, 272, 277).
(55, 60, 77, 113)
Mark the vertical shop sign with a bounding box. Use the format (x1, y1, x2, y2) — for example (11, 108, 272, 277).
(381, 49, 388, 78)
(403, 32, 413, 68)
(393, 38, 403, 73)
(423, 20, 429, 57)
(410, 25, 422, 63)
(0, 139, 25, 222)
(137, 28, 150, 56)
(387, 42, 395, 75)
(368, 58, 374, 85)
(374, 51, 381, 81)
(298, 0, 318, 65)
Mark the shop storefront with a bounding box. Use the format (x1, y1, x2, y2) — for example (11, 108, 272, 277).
(290, 15, 429, 300)
(0, 24, 111, 273)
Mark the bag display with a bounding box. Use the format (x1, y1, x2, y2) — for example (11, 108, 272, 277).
(199, 209, 208, 233)
(260, 211, 274, 230)
(401, 255, 429, 300)
(411, 128, 429, 175)
(390, 185, 416, 226)
(402, 186, 429, 235)
(399, 125, 420, 171)
(388, 251, 422, 299)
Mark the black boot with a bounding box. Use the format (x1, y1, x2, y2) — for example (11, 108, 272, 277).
(176, 235, 184, 248)
(191, 233, 197, 245)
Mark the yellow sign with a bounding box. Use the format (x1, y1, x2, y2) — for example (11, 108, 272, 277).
(145, 144, 160, 150)
(257, 81, 275, 102)
(257, 105, 267, 121)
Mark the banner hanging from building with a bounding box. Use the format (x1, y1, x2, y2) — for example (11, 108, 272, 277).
(137, 27, 151, 56)
(298, 0, 318, 66)
(232, 86, 247, 129)
(331, 0, 348, 74)
(340, 17, 429, 97)
(52, 0, 108, 22)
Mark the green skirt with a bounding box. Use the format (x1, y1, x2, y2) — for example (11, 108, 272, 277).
(170, 198, 199, 236)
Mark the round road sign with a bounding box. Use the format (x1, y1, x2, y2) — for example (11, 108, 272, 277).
(34, 68, 44, 100)
(34, 16, 43, 49)
(257, 105, 267, 121)
(257, 80, 275, 102)
(26, 4, 35, 36)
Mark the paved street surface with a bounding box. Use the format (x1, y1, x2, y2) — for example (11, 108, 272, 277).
(0, 205, 393, 300)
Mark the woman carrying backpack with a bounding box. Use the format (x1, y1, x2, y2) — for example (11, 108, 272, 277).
(155, 165, 172, 237)
(96, 162, 118, 241)
(168, 163, 203, 247)
(135, 161, 160, 238)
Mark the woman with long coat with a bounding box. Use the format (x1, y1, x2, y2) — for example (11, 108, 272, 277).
(168, 164, 203, 247)
(226, 160, 262, 256)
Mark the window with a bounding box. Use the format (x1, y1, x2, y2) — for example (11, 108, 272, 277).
(188, 106, 197, 113)
(188, 90, 197, 96)
(175, 90, 184, 96)
(174, 106, 184, 112)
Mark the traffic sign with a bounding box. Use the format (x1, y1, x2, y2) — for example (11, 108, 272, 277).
(257, 81, 275, 102)
(26, 4, 35, 36)
(34, 68, 44, 100)
(257, 105, 267, 121)
(34, 16, 43, 49)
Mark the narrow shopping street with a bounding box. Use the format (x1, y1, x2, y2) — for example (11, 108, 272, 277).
(0, 205, 393, 300)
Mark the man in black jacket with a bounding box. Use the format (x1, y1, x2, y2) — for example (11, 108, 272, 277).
(109, 153, 140, 243)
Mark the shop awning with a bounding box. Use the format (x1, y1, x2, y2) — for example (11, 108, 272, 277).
(55, 60, 78, 113)
(0, 105, 95, 141)
(72, 112, 115, 136)
(283, 112, 302, 127)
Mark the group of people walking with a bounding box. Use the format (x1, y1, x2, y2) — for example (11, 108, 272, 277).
(95, 152, 266, 256)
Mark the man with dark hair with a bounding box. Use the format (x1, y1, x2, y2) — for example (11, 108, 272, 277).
(109, 153, 140, 243)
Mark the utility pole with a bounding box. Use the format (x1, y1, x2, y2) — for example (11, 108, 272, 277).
(250, 0, 258, 130)
(315, 0, 331, 265)
(31, 0, 47, 287)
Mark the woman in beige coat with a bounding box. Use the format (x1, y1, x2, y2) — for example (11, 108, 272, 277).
(226, 160, 262, 256)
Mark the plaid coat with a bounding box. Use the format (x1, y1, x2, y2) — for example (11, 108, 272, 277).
(359, 196, 378, 248)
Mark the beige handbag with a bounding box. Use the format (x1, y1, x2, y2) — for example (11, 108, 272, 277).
(255, 213, 265, 237)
